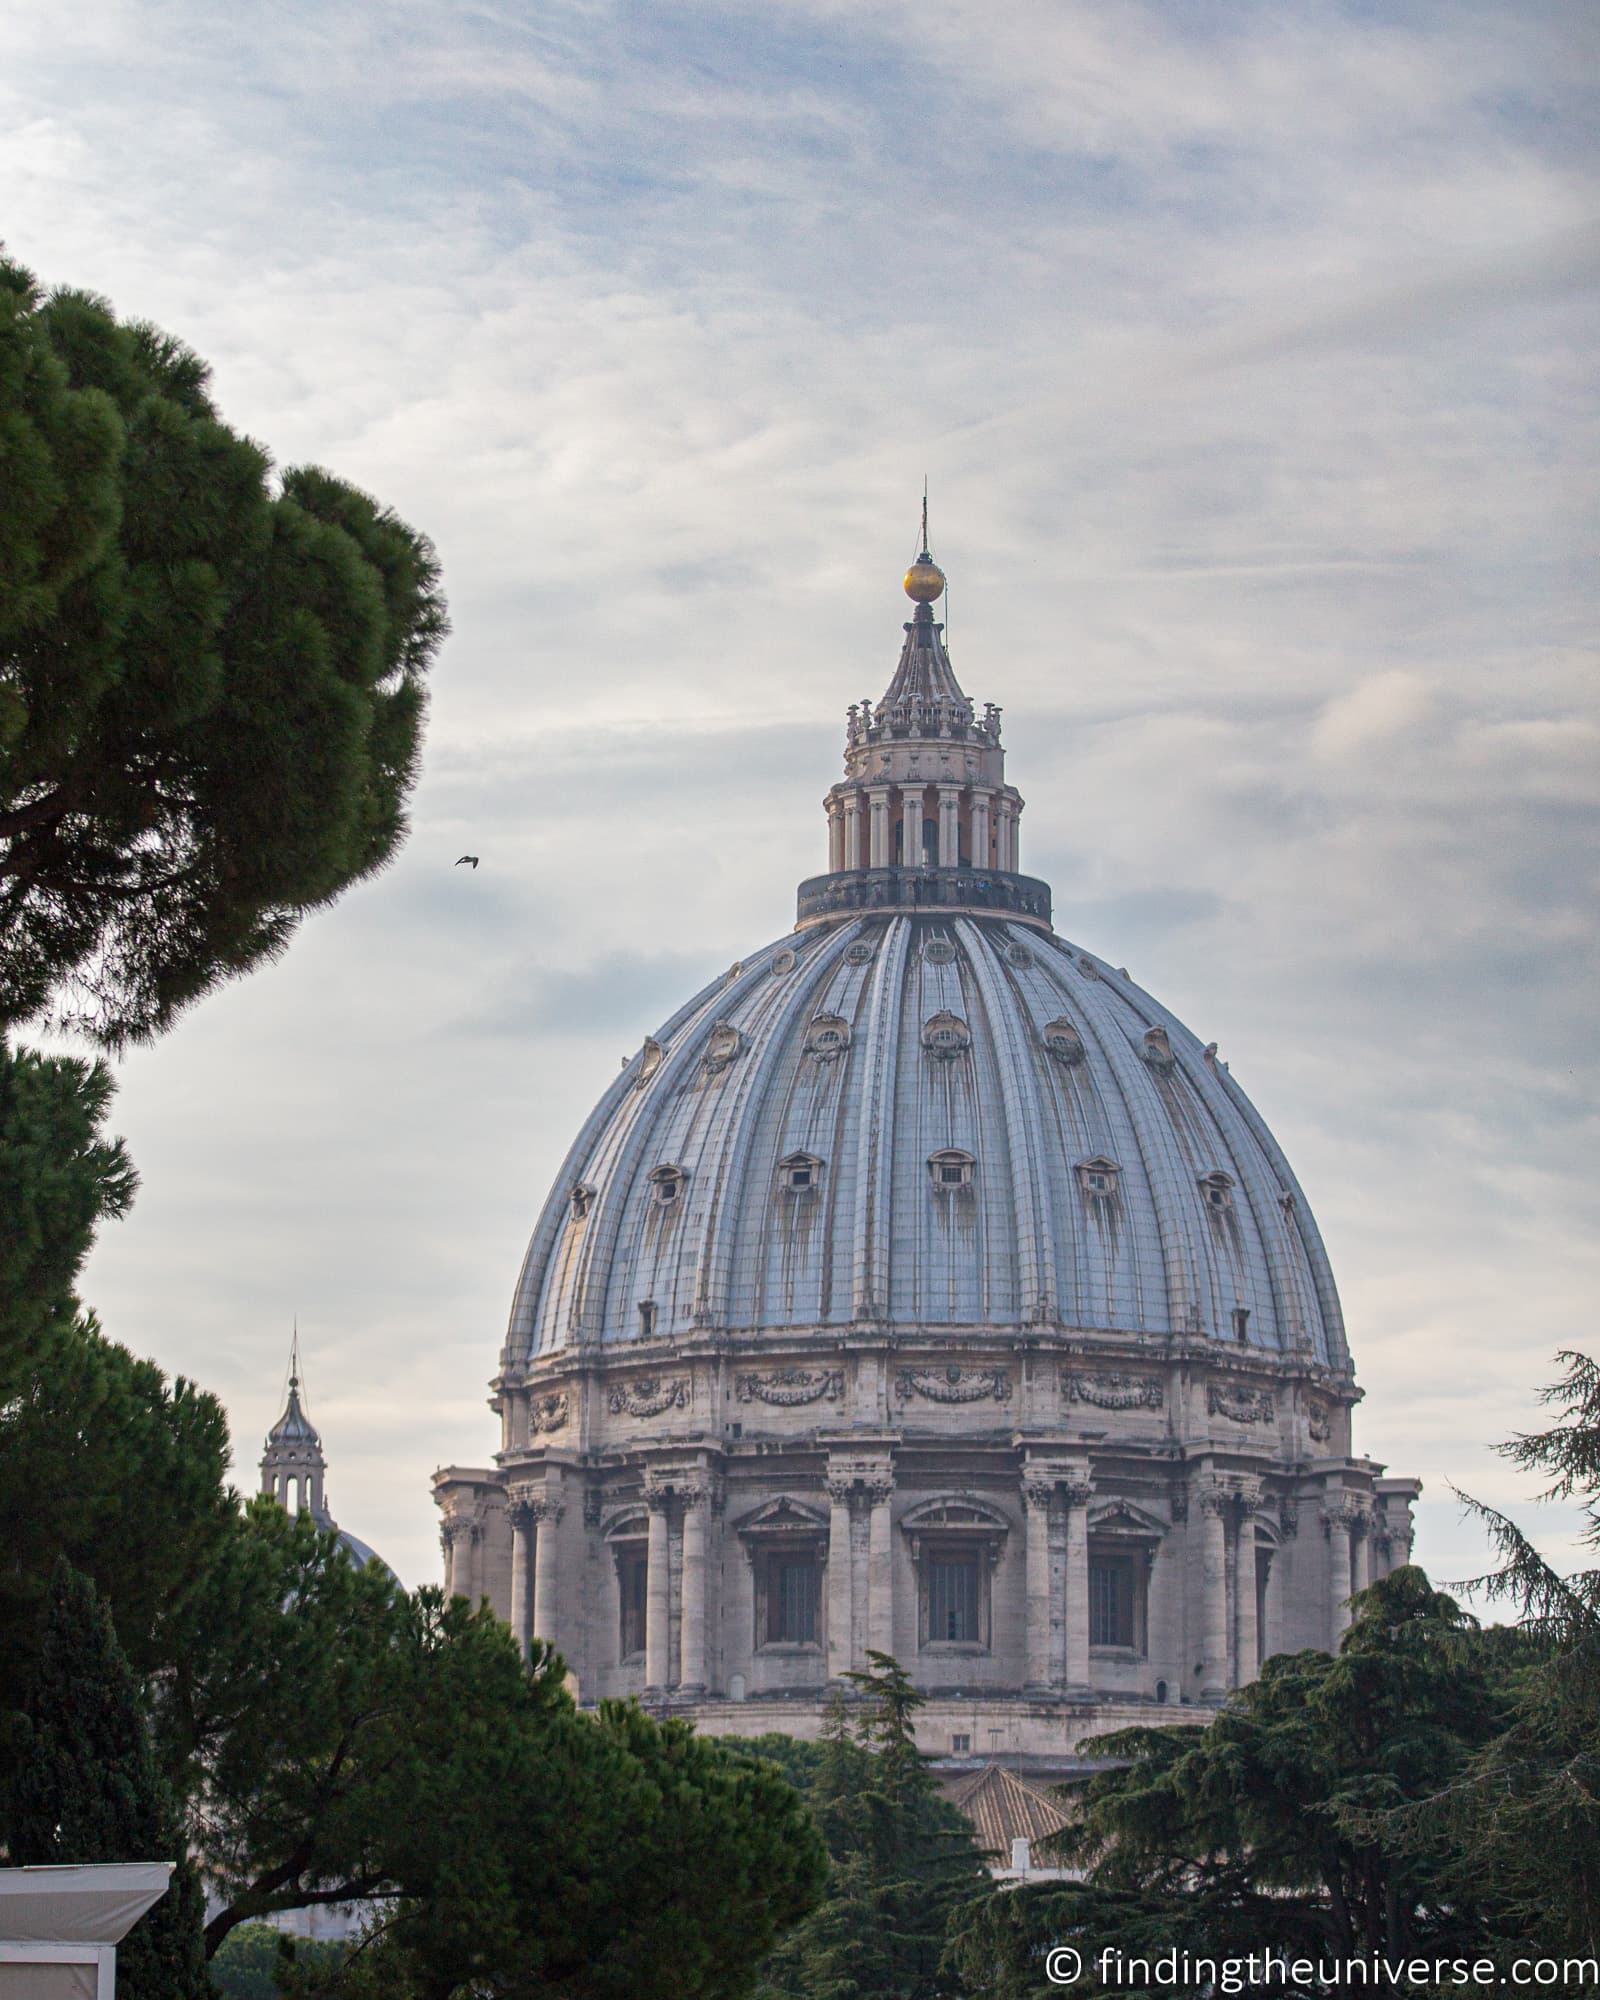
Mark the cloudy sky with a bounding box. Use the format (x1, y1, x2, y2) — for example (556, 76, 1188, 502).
(6, 0, 1596, 1592)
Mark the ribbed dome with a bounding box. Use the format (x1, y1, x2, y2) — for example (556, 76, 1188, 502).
(505, 914, 1346, 1370)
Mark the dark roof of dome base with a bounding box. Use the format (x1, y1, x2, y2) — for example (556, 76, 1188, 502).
(503, 913, 1346, 1370)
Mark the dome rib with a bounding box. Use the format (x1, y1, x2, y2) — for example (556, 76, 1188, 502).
(1007, 943, 1129, 1329)
(1053, 950, 1189, 1332)
(959, 921, 1058, 1326)
(691, 928, 850, 1331)
(852, 918, 911, 1323)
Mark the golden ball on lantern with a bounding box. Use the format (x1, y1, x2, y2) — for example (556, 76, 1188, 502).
(903, 557, 946, 603)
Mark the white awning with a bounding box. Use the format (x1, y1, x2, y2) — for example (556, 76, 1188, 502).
(0, 1865, 174, 2000)
(0, 1863, 174, 1943)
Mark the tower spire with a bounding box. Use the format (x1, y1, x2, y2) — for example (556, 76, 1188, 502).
(263, 1325, 328, 1522)
(919, 479, 929, 560)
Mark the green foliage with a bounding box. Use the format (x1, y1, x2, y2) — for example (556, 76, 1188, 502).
(0, 1310, 235, 1718)
(185, 1501, 827, 1993)
(757, 1655, 988, 2000)
(0, 1037, 135, 1396)
(193, 1516, 573, 1955)
(0, 255, 447, 1045)
(209, 1923, 346, 2000)
(347, 1700, 828, 2000)
(8, 1560, 210, 1998)
(0, 1033, 239, 1821)
(947, 1573, 1515, 2000)
(1414, 1351, 1600, 1958)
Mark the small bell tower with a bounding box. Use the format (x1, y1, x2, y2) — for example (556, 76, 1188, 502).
(261, 1329, 330, 1523)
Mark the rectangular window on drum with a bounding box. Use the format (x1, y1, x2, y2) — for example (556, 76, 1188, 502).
(619, 1553, 648, 1657)
(1089, 1557, 1135, 1648)
(770, 1557, 820, 1644)
(928, 1555, 980, 1643)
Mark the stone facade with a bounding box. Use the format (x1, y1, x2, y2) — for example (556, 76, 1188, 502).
(434, 544, 1420, 1754)
(435, 1334, 1416, 1746)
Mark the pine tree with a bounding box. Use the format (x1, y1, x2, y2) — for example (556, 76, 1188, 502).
(0, 256, 447, 1046)
(1434, 1350, 1600, 1957)
(758, 1656, 988, 2000)
(10, 1560, 211, 1998)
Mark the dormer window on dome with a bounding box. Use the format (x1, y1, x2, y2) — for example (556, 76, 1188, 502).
(1043, 1018, 1085, 1065)
(1141, 1026, 1176, 1072)
(922, 1011, 971, 1061)
(1078, 1156, 1121, 1198)
(649, 1164, 687, 1209)
(780, 1151, 824, 1194)
(1199, 1171, 1235, 1213)
(929, 1148, 976, 1192)
(570, 1182, 596, 1222)
(703, 1022, 744, 1076)
(805, 1013, 851, 1061)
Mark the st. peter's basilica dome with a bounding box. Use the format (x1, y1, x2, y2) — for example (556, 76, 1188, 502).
(436, 537, 1418, 1762)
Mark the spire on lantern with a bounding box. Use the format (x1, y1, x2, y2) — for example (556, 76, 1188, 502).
(903, 483, 946, 603)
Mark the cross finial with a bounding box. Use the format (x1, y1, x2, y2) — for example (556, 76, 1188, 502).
(919, 479, 929, 559)
(289, 1316, 300, 1389)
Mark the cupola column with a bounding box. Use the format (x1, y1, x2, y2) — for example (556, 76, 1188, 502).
(645, 1484, 673, 1693)
(971, 793, 991, 869)
(937, 786, 961, 867)
(995, 799, 1017, 872)
(899, 791, 921, 870)
(827, 798, 845, 873)
(844, 793, 863, 870)
(868, 788, 891, 868)
(1063, 1478, 1093, 1692)
(679, 1485, 709, 1695)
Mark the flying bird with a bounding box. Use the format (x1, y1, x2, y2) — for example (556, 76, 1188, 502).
(455, 855, 480, 869)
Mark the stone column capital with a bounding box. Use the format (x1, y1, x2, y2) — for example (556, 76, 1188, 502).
(825, 1456, 894, 1507)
